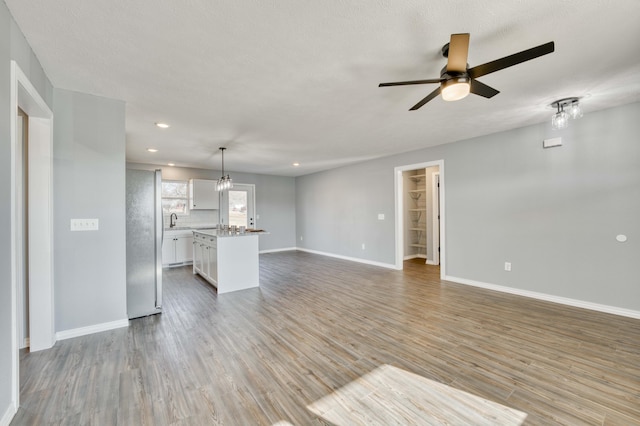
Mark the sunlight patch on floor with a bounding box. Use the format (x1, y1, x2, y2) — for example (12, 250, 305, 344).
(307, 364, 527, 425)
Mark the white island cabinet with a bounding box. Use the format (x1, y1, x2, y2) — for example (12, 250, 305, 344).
(192, 230, 263, 294)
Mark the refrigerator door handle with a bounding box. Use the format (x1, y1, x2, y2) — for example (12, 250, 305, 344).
(154, 169, 163, 309)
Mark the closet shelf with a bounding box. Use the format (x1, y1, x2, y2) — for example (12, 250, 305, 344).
(410, 244, 427, 248)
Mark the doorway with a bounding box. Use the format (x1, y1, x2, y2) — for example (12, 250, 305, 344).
(401, 166, 440, 265)
(220, 184, 256, 228)
(394, 160, 445, 278)
(10, 61, 55, 413)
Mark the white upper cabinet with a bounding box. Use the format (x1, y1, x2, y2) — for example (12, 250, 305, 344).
(189, 179, 219, 210)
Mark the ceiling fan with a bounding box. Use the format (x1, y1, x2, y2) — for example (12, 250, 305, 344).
(379, 33, 555, 110)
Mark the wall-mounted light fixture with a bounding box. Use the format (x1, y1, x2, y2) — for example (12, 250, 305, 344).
(216, 147, 233, 191)
(550, 97, 582, 129)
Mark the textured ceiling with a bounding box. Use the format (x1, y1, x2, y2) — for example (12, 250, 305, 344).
(5, 0, 640, 176)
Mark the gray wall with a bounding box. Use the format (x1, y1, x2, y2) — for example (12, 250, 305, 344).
(296, 157, 397, 264)
(0, 4, 14, 415)
(53, 89, 128, 331)
(127, 163, 297, 252)
(296, 102, 640, 311)
(0, 2, 54, 417)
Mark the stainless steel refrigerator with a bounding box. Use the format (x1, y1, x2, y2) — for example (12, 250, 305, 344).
(126, 169, 163, 319)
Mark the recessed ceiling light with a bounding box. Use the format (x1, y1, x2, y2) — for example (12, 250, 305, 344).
(155, 122, 170, 129)
(147, 148, 158, 153)
(168, 163, 175, 167)
(293, 162, 300, 167)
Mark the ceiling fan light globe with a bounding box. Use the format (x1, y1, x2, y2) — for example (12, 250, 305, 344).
(441, 78, 471, 101)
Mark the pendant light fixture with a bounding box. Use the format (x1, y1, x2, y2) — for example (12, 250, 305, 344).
(216, 147, 233, 191)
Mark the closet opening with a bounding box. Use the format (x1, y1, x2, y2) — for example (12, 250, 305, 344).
(394, 160, 445, 278)
(402, 166, 440, 265)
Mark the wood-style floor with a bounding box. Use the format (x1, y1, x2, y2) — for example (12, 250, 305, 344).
(11, 253, 640, 425)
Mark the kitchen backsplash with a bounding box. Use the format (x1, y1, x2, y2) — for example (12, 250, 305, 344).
(163, 209, 218, 229)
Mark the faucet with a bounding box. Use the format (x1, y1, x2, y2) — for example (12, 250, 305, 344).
(169, 213, 177, 228)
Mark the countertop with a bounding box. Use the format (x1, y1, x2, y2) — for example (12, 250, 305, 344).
(193, 229, 268, 238)
(165, 226, 216, 231)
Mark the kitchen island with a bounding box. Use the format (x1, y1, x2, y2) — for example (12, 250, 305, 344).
(192, 229, 265, 294)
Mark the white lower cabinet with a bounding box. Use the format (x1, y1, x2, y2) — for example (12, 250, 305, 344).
(162, 230, 194, 266)
(207, 239, 218, 283)
(193, 238, 203, 271)
(194, 234, 218, 285)
(193, 233, 217, 285)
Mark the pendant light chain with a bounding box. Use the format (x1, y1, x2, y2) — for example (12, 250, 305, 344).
(216, 147, 233, 191)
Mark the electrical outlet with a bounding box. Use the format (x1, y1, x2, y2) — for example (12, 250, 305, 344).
(300, 236, 303, 241)
(378, 213, 385, 220)
(504, 262, 512, 272)
(70, 218, 99, 231)
(362, 243, 366, 250)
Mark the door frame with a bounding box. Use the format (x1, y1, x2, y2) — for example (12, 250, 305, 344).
(427, 172, 440, 265)
(394, 159, 445, 278)
(10, 61, 55, 413)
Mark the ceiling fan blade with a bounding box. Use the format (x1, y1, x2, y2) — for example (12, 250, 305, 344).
(470, 79, 500, 98)
(379, 78, 442, 87)
(446, 33, 470, 73)
(468, 41, 555, 79)
(409, 87, 441, 110)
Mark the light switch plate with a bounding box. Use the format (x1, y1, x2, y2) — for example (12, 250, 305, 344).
(71, 218, 99, 231)
(378, 213, 385, 220)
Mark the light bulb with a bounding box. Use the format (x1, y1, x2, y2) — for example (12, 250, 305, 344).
(568, 102, 583, 119)
(552, 110, 568, 129)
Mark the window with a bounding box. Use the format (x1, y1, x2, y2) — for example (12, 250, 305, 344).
(161, 180, 189, 215)
(228, 190, 248, 227)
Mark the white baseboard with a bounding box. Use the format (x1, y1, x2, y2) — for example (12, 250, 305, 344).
(259, 247, 297, 254)
(55, 318, 129, 341)
(296, 248, 399, 270)
(0, 402, 17, 426)
(19, 337, 30, 349)
(425, 259, 438, 265)
(444, 275, 640, 320)
(404, 254, 428, 260)
(163, 261, 193, 269)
